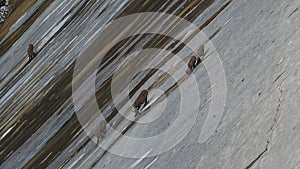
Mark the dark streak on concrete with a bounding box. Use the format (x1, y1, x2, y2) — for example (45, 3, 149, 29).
(288, 8, 298, 18)
(245, 144, 268, 169)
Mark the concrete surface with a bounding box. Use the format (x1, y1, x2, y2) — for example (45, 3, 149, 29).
(0, 0, 299, 169)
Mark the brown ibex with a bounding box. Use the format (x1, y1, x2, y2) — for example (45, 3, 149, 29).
(132, 89, 149, 117)
(94, 120, 107, 144)
(27, 44, 37, 61)
(186, 45, 204, 74)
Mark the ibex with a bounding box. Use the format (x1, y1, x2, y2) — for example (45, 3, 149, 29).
(132, 89, 149, 117)
(27, 44, 37, 61)
(186, 45, 204, 74)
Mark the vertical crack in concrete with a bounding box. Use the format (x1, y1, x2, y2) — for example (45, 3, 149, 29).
(268, 87, 284, 143)
(245, 83, 285, 169)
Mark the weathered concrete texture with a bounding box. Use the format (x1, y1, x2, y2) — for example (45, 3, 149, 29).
(199, 0, 300, 168)
(90, 0, 300, 169)
(1, 0, 300, 168)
